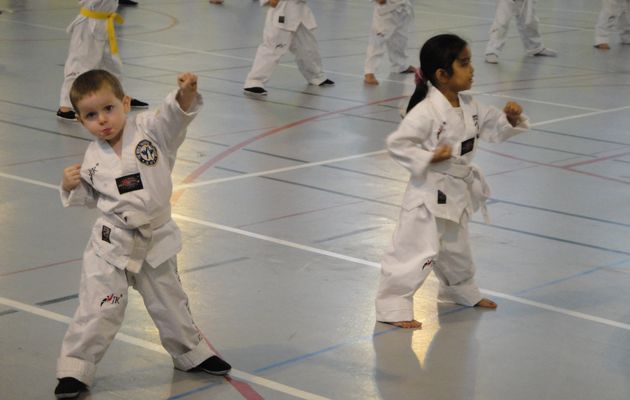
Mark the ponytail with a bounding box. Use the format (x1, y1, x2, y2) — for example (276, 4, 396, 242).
(406, 79, 428, 114)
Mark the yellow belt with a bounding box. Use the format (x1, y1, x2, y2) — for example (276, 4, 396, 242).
(79, 8, 125, 55)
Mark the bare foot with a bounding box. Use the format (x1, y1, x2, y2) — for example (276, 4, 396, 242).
(59, 106, 73, 112)
(595, 43, 610, 50)
(475, 298, 497, 309)
(209, 0, 224, 4)
(382, 320, 422, 329)
(364, 73, 379, 85)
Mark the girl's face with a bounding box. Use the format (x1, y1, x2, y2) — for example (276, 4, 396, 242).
(444, 46, 474, 93)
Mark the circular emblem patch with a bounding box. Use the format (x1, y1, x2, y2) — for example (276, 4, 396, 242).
(135, 140, 158, 166)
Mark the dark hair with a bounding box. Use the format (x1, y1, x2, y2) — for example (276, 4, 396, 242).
(69, 69, 125, 113)
(406, 34, 468, 113)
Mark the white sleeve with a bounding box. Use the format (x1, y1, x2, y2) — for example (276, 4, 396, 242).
(136, 89, 203, 154)
(386, 113, 435, 179)
(477, 101, 529, 143)
(60, 179, 98, 208)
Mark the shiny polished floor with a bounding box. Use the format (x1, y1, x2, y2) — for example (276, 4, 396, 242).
(1, 0, 630, 399)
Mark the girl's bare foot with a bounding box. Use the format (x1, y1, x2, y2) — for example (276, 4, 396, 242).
(595, 43, 610, 50)
(364, 73, 379, 85)
(475, 298, 497, 309)
(210, 0, 224, 4)
(382, 320, 422, 329)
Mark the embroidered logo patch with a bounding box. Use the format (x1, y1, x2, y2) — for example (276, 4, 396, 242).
(102, 225, 112, 243)
(135, 139, 158, 166)
(437, 190, 447, 204)
(472, 114, 479, 131)
(279, 16, 285, 24)
(460, 137, 475, 156)
(100, 293, 124, 307)
(115, 173, 144, 194)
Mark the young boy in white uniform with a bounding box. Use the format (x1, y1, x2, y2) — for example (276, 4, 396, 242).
(243, 0, 334, 96)
(58, 0, 147, 121)
(484, 0, 556, 64)
(54, 70, 231, 399)
(364, 0, 415, 85)
(594, 0, 630, 49)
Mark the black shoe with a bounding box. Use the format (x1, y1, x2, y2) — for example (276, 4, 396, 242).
(56, 109, 77, 121)
(130, 98, 149, 108)
(119, 0, 138, 6)
(243, 87, 268, 96)
(54, 377, 88, 399)
(318, 79, 335, 87)
(194, 355, 231, 376)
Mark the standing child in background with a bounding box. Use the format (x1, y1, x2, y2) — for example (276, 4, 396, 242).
(243, 0, 335, 96)
(54, 70, 231, 399)
(364, 0, 415, 85)
(376, 34, 529, 329)
(594, 0, 630, 49)
(57, 0, 147, 121)
(484, 0, 556, 64)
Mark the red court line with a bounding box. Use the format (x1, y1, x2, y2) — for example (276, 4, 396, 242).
(480, 147, 630, 185)
(201, 334, 264, 400)
(171, 95, 405, 204)
(561, 149, 630, 168)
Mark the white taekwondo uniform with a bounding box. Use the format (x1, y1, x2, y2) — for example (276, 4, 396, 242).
(244, 0, 326, 88)
(364, 0, 414, 75)
(595, 0, 630, 45)
(484, 0, 545, 56)
(56, 91, 214, 386)
(59, 1, 125, 109)
(375, 86, 529, 323)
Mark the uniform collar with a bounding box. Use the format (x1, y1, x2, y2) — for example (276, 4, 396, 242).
(427, 85, 465, 114)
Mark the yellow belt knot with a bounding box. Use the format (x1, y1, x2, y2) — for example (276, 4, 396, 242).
(79, 8, 125, 55)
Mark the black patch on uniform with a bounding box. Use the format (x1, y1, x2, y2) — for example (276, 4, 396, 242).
(460, 137, 475, 156)
(135, 139, 158, 166)
(279, 16, 285, 24)
(115, 173, 144, 194)
(102, 225, 112, 243)
(472, 114, 480, 131)
(437, 190, 447, 204)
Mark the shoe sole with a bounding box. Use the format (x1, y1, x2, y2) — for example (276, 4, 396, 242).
(55, 391, 82, 399)
(56, 115, 78, 122)
(243, 91, 267, 97)
(200, 367, 231, 376)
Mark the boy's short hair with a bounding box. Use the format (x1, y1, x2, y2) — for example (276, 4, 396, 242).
(69, 70, 125, 113)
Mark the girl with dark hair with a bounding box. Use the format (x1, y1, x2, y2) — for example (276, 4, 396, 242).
(376, 34, 529, 329)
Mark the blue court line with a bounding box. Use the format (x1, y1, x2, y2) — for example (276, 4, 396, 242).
(470, 221, 630, 257)
(514, 257, 630, 296)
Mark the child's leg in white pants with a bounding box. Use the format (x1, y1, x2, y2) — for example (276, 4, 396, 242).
(244, 17, 293, 89)
(59, 25, 108, 109)
(485, 0, 517, 56)
(385, 10, 413, 73)
(595, 0, 623, 45)
(56, 246, 129, 386)
(515, 0, 544, 54)
(375, 205, 438, 323)
(289, 24, 326, 85)
(432, 215, 482, 307)
(132, 257, 214, 371)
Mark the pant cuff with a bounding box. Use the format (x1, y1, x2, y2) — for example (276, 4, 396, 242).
(56, 356, 96, 387)
(173, 338, 215, 371)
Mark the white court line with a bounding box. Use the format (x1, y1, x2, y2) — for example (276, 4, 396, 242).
(0, 172, 59, 190)
(171, 214, 630, 333)
(0, 295, 332, 400)
(479, 93, 602, 112)
(174, 150, 387, 190)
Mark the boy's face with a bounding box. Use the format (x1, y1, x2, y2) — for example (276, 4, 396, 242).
(76, 87, 131, 145)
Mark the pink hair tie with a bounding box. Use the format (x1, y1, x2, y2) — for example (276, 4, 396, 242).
(415, 68, 424, 85)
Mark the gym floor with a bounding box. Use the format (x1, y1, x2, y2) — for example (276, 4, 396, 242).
(1, 0, 629, 399)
